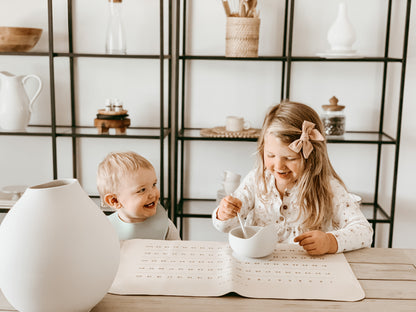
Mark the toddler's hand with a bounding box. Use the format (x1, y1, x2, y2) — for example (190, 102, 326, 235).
(216, 196, 242, 221)
(294, 230, 338, 256)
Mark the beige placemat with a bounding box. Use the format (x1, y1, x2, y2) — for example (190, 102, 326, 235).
(109, 240, 365, 301)
(200, 127, 260, 139)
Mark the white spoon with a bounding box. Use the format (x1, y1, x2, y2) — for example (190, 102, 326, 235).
(224, 182, 248, 239)
(237, 212, 248, 239)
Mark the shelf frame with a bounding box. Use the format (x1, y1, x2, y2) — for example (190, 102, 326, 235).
(62, 0, 172, 213)
(0, 0, 173, 217)
(173, 0, 412, 246)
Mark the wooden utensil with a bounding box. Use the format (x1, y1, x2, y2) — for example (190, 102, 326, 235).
(239, 0, 249, 17)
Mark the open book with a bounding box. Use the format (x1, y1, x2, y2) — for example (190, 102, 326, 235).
(109, 239, 364, 301)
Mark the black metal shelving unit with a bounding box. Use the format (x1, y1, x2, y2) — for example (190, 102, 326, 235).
(174, 0, 412, 246)
(0, 0, 173, 217)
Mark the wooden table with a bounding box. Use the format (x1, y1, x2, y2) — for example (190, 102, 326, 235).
(1, 248, 416, 311)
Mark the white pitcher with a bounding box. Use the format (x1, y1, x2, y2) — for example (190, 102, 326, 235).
(0, 71, 42, 130)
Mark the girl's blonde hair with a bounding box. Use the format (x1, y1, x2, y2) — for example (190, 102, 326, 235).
(97, 151, 154, 197)
(255, 101, 344, 230)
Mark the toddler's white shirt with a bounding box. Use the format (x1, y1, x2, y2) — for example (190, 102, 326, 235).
(212, 169, 373, 253)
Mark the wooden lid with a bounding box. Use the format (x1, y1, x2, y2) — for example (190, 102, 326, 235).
(109, 0, 122, 2)
(322, 96, 345, 111)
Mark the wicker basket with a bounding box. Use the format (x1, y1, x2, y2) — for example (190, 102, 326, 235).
(226, 17, 260, 58)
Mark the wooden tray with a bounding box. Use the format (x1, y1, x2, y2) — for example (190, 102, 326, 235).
(97, 109, 128, 116)
(200, 126, 260, 138)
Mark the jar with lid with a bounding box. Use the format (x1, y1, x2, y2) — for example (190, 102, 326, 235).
(321, 96, 345, 136)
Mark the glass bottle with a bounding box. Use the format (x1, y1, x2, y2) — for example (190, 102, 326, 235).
(321, 96, 346, 136)
(105, 0, 126, 54)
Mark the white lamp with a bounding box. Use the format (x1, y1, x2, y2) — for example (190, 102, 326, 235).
(0, 179, 120, 312)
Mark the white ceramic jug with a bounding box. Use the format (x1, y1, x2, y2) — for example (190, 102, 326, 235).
(0, 71, 42, 130)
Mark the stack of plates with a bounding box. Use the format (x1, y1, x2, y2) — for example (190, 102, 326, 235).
(0, 196, 15, 211)
(316, 49, 361, 59)
(0, 185, 27, 211)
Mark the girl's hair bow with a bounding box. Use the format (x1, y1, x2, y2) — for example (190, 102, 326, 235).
(288, 121, 325, 159)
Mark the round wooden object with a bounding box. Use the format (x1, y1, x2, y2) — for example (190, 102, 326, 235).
(97, 109, 128, 116)
(0, 27, 43, 52)
(200, 126, 260, 138)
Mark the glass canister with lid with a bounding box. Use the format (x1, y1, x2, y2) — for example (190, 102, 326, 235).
(321, 96, 345, 136)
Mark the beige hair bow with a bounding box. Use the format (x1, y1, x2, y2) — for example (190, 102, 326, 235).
(288, 121, 325, 159)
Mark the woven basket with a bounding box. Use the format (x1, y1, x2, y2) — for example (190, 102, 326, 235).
(226, 17, 260, 58)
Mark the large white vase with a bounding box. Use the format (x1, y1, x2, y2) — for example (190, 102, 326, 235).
(0, 179, 120, 312)
(327, 2, 356, 51)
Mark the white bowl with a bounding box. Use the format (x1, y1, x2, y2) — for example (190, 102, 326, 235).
(229, 225, 276, 258)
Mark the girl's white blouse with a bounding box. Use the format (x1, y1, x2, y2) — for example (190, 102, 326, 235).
(212, 169, 373, 253)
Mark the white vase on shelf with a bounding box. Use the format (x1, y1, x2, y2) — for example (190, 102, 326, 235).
(327, 2, 356, 52)
(0, 179, 120, 312)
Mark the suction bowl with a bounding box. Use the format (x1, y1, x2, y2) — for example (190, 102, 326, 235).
(229, 225, 276, 258)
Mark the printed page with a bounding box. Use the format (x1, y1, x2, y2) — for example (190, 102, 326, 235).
(109, 239, 233, 296)
(109, 239, 364, 301)
(231, 244, 365, 301)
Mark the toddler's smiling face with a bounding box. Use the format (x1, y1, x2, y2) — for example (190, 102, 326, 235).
(263, 134, 304, 195)
(116, 167, 160, 223)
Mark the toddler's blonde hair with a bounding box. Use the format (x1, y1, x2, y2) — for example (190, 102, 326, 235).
(97, 151, 154, 197)
(255, 101, 345, 230)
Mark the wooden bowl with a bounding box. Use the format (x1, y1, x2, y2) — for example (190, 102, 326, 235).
(0, 27, 43, 52)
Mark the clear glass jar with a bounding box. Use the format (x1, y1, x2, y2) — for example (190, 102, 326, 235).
(321, 109, 345, 136)
(105, 0, 126, 54)
(321, 96, 345, 136)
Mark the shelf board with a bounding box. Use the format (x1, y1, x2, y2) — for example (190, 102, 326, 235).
(175, 198, 391, 224)
(0, 125, 54, 136)
(291, 56, 403, 62)
(0, 51, 49, 57)
(180, 55, 286, 61)
(54, 52, 171, 59)
(177, 128, 396, 144)
(56, 126, 171, 139)
(0, 52, 172, 59)
(179, 55, 403, 63)
(0, 126, 170, 139)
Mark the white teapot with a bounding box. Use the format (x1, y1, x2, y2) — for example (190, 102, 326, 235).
(0, 71, 42, 130)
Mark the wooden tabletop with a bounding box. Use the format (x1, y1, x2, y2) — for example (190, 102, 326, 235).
(1, 247, 416, 311)
(94, 247, 416, 312)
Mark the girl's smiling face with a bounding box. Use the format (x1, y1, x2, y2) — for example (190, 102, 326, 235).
(263, 134, 304, 195)
(115, 167, 160, 223)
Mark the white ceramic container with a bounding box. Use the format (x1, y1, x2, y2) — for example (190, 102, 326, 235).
(229, 224, 277, 258)
(0, 71, 42, 130)
(0, 179, 120, 312)
(327, 2, 356, 52)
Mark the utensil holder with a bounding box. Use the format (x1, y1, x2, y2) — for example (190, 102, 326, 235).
(226, 17, 260, 57)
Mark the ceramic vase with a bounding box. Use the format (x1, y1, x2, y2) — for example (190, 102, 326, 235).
(0, 179, 120, 312)
(327, 2, 356, 51)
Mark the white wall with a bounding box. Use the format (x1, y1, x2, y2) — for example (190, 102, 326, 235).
(1, 0, 415, 248)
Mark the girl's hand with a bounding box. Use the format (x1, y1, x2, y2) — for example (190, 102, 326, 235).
(216, 196, 242, 221)
(294, 230, 338, 256)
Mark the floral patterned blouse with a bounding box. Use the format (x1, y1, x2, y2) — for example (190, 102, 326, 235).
(212, 169, 373, 253)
